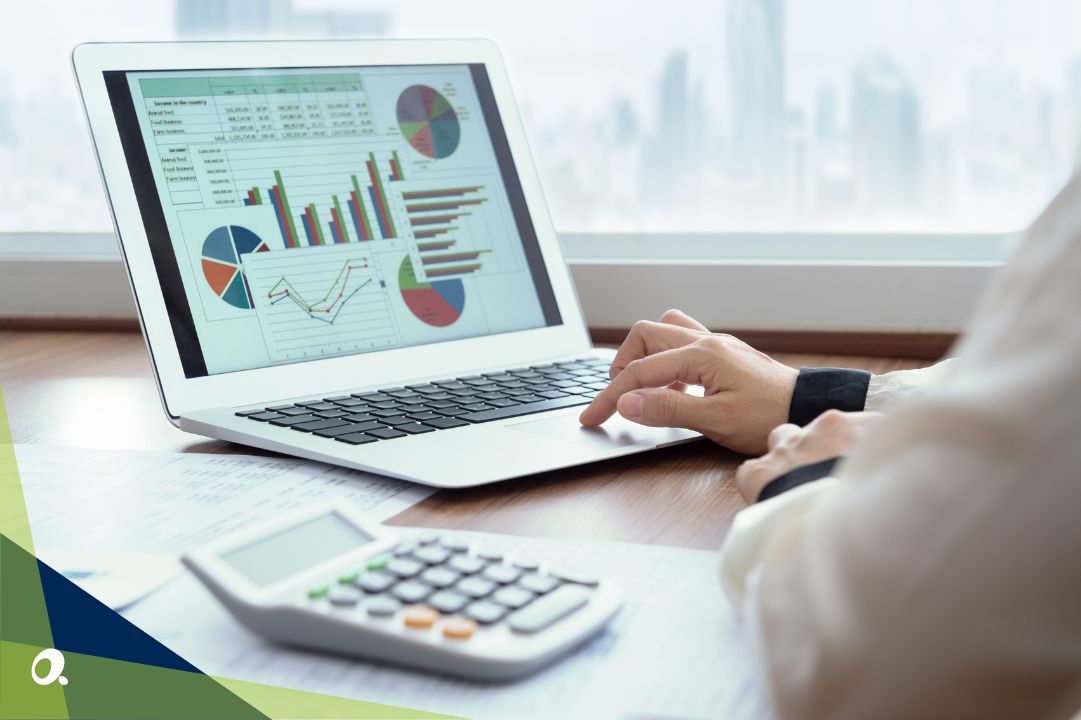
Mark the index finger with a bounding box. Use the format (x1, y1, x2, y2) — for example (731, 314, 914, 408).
(610, 321, 703, 380)
(580, 344, 705, 426)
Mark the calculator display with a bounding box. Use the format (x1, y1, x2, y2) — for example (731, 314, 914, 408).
(222, 512, 372, 586)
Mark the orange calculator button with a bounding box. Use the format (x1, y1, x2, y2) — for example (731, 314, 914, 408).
(403, 605, 439, 629)
(442, 616, 477, 640)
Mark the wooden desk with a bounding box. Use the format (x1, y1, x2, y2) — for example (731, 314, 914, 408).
(0, 329, 929, 550)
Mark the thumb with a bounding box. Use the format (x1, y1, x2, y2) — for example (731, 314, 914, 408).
(616, 388, 705, 429)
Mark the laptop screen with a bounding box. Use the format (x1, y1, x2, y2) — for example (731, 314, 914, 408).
(103, 64, 561, 378)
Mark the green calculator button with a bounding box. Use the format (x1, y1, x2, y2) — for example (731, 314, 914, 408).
(307, 585, 330, 600)
(338, 571, 360, 585)
(367, 555, 390, 571)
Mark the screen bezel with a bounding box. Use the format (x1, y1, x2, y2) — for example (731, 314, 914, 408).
(74, 40, 591, 420)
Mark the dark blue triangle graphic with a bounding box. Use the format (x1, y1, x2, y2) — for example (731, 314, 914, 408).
(36, 555, 200, 673)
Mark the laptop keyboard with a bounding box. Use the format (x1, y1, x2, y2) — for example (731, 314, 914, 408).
(235, 357, 611, 446)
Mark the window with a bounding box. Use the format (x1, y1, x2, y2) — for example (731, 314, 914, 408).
(3, 0, 1079, 235)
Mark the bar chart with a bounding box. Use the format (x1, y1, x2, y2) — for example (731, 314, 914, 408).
(403, 186, 490, 279)
(234, 146, 405, 249)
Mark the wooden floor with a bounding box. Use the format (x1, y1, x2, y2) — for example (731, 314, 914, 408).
(0, 330, 930, 550)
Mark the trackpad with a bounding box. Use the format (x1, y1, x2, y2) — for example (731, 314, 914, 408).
(505, 413, 696, 449)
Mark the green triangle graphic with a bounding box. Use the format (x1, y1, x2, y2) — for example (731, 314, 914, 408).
(0, 387, 456, 719)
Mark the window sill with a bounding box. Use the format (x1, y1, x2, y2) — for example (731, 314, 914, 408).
(0, 231, 1010, 333)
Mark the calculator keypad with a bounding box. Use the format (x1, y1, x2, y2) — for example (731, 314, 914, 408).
(307, 534, 598, 642)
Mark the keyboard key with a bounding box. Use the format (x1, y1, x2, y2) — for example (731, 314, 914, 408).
(477, 546, 506, 562)
(407, 411, 441, 422)
(508, 585, 591, 634)
(298, 401, 338, 411)
(327, 586, 362, 606)
(461, 395, 591, 423)
(246, 411, 284, 421)
(398, 396, 429, 405)
(423, 417, 469, 430)
(291, 417, 351, 433)
(418, 567, 460, 588)
(455, 576, 496, 599)
(403, 605, 441, 629)
(266, 404, 294, 411)
(386, 558, 425, 578)
(397, 423, 435, 435)
(334, 432, 379, 445)
(274, 406, 314, 416)
(268, 414, 319, 427)
(344, 413, 379, 423)
(354, 571, 395, 593)
(492, 586, 535, 609)
(562, 386, 595, 395)
(380, 415, 414, 426)
(427, 400, 458, 409)
(313, 409, 349, 418)
(448, 555, 486, 575)
(391, 581, 432, 604)
(538, 390, 568, 399)
(364, 595, 401, 617)
(461, 402, 492, 412)
(370, 403, 403, 412)
(330, 397, 368, 408)
(482, 564, 522, 585)
(351, 392, 387, 401)
(417, 531, 440, 544)
(518, 573, 560, 595)
(487, 398, 519, 408)
(368, 427, 407, 440)
(392, 541, 417, 556)
(313, 422, 384, 438)
(407, 384, 441, 393)
(434, 408, 467, 417)
(465, 600, 507, 624)
(429, 591, 470, 615)
(414, 545, 450, 565)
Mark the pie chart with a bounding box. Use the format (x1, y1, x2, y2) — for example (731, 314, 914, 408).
(397, 85, 460, 160)
(200, 225, 269, 309)
(398, 255, 464, 327)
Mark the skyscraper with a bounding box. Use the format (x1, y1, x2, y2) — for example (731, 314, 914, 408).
(642, 52, 691, 199)
(850, 55, 920, 213)
(175, 0, 389, 39)
(726, 0, 785, 192)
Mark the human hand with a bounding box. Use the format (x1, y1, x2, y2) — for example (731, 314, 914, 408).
(734, 410, 885, 502)
(578, 309, 799, 455)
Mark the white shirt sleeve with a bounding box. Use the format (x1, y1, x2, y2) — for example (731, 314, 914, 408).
(864, 359, 955, 414)
(720, 171, 1081, 720)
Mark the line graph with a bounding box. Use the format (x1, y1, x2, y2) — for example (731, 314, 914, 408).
(267, 262, 373, 325)
(243, 245, 400, 364)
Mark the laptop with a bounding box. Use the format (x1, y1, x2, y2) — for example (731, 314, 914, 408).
(73, 40, 698, 487)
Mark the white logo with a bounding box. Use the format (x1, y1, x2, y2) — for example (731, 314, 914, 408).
(30, 648, 68, 686)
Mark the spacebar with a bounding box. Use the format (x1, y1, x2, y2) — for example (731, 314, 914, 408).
(462, 395, 591, 423)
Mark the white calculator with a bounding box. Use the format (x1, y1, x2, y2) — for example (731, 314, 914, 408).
(183, 502, 624, 681)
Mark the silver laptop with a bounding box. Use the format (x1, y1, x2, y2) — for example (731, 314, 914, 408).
(74, 39, 697, 487)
